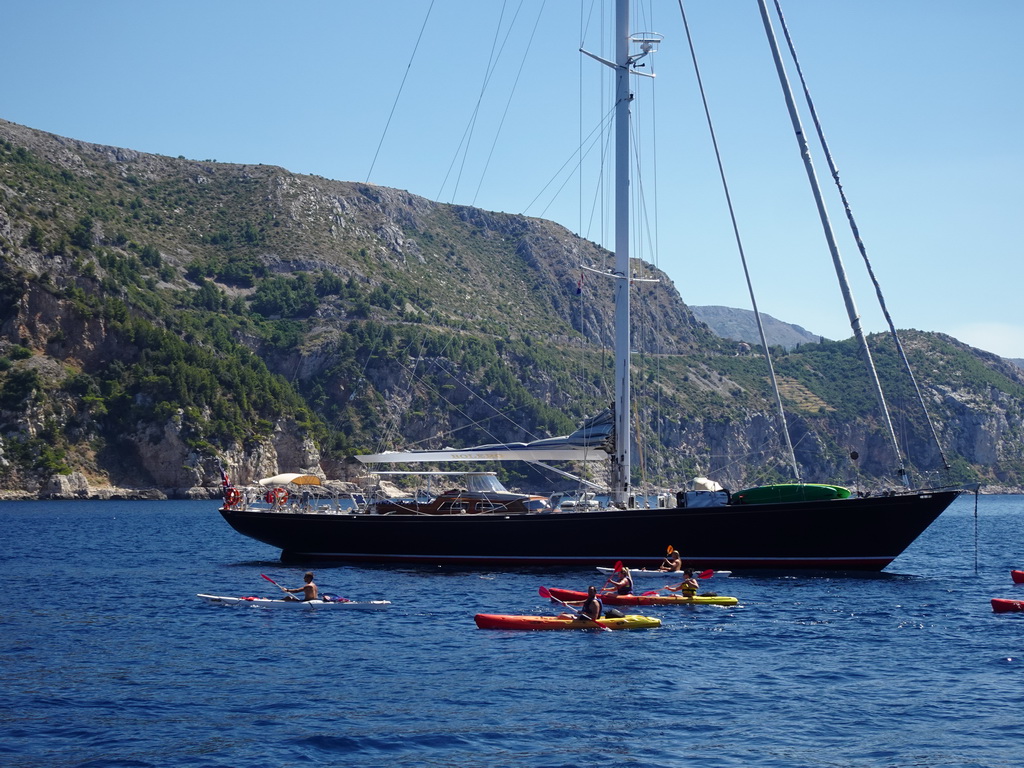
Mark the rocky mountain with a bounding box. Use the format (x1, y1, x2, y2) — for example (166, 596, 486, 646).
(691, 305, 823, 350)
(1, 118, 1022, 498)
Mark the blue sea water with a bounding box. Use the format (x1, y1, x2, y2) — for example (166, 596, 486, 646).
(0, 494, 1022, 768)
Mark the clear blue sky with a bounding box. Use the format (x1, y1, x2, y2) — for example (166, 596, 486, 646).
(6, 1, 1023, 358)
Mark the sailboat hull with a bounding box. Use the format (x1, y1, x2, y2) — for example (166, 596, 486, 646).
(219, 489, 960, 571)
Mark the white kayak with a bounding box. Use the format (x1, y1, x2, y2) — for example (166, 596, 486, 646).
(595, 567, 732, 579)
(197, 594, 390, 609)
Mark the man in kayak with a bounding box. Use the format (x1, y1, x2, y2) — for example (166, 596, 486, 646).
(602, 566, 634, 596)
(659, 548, 682, 572)
(578, 585, 603, 621)
(283, 572, 318, 601)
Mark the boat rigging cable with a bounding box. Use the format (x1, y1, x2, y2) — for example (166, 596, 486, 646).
(438, 0, 530, 204)
(367, 322, 469, 456)
(770, 0, 951, 477)
(385, 337, 536, 451)
(470, 1, 549, 207)
(675, 0, 801, 482)
(973, 485, 980, 575)
(364, 2, 608, 480)
(756, 0, 909, 488)
(372, 329, 435, 455)
(373, 338, 608, 486)
(627, 31, 660, 496)
(522, 106, 617, 220)
(365, 0, 435, 183)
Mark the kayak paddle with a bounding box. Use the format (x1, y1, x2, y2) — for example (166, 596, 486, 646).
(261, 573, 293, 598)
(600, 560, 624, 589)
(660, 544, 675, 568)
(538, 586, 610, 631)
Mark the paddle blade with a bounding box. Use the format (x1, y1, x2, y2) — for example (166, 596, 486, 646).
(667, 545, 674, 554)
(538, 586, 552, 599)
(698, 569, 714, 579)
(614, 560, 623, 572)
(261, 573, 287, 592)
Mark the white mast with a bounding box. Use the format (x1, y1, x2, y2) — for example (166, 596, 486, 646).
(580, 1, 659, 506)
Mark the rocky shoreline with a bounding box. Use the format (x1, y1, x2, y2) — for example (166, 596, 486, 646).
(0, 469, 391, 501)
(0, 486, 224, 501)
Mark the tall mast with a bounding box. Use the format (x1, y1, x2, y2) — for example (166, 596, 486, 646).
(581, 1, 658, 505)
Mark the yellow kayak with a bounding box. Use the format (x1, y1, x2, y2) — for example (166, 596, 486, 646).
(474, 613, 660, 630)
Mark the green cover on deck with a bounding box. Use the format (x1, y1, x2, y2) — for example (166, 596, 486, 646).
(733, 483, 852, 505)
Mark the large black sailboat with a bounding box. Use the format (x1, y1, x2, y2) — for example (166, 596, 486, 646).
(220, 488, 958, 570)
(219, 0, 962, 570)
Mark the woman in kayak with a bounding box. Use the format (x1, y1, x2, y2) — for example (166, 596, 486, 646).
(602, 566, 634, 596)
(664, 569, 699, 597)
(283, 572, 318, 601)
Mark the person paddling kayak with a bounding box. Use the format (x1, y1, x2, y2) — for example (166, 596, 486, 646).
(659, 548, 683, 572)
(664, 569, 699, 597)
(283, 571, 318, 601)
(579, 585, 603, 621)
(602, 566, 634, 596)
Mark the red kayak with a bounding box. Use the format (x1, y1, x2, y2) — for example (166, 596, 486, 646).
(545, 587, 738, 607)
(991, 598, 1024, 613)
(1011, 570, 1024, 584)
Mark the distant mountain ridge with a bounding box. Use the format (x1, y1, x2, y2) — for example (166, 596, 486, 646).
(691, 305, 823, 350)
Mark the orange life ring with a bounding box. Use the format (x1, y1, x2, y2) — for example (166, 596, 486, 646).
(224, 487, 241, 506)
(264, 487, 288, 505)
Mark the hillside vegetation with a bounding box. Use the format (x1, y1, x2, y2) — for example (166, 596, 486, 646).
(1, 118, 1021, 497)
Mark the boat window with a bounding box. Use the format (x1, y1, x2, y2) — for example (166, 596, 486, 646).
(438, 502, 468, 513)
(478, 502, 509, 512)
